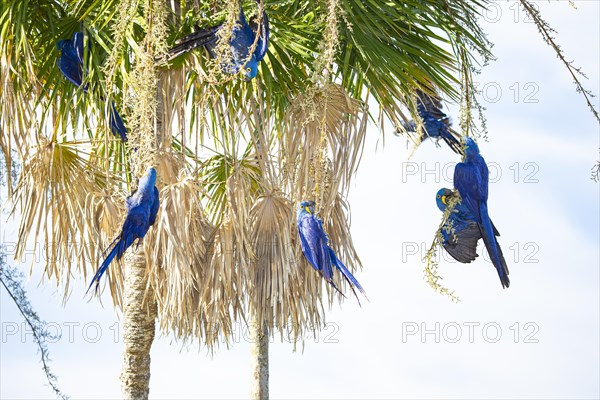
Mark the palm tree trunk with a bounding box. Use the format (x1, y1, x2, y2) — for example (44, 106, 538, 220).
(250, 318, 269, 400)
(120, 247, 157, 400)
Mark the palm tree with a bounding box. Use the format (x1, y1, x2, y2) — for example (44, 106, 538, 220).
(1, 0, 596, 399)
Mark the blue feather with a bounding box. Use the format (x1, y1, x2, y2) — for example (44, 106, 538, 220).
(109, 103, 128, 142)
(329, 248, 368, 305)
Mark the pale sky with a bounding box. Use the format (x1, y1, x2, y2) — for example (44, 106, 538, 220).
(1, 1, 599, 399)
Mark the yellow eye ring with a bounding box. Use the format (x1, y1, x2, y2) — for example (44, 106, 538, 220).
(246, 67, 252, 73)
(436, 195, 441, 199)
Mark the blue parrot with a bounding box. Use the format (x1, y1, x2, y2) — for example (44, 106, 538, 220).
(168, 0, 269, 81)
(296, 201, 367, 303)
(87, 167, 160, 293)
(56, 31, 128, 141)
(401, 89, 462, 154)
(453, 138, 510, 288)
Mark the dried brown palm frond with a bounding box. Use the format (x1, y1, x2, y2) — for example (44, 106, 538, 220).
(244, 89, 275, 183)
(147, 173, 209, 285)
(145, 172, 238, 347)
(158, 69, 188, 150)
(0, 72, 39, 192)
(84, 188, 126, 307)
(166, 51, 271, 156)
(320, 193, 363, 295)
(0, 1, 41, 155)
(5, 137, 107, 298)
(282, 83, 367, 218)
(196, 218, 246, 348)
(154, 149, 185, 186)
(224, 168, 257, 268)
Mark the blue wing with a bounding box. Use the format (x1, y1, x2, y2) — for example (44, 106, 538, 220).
(57, 35, 84, 87)
(227, 12, 257, 75)
(168, 25, 220, 60)
(454, 158, 509, 288)
(168, 7, 254, 66)
(454, 161, 483, 221)
(442, 216, 481, 263)
(438, 192, 481, 263)
(473, 156, 489, 201)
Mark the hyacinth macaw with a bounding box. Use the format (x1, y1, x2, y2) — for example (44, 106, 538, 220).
(56, 31, 128, 141)
(168, 0, 269, 81)
(296, 201, 367, 303)
(87, 167, 160, 293)
(453, 138, 510, 288)
(402, 89, 462, 154)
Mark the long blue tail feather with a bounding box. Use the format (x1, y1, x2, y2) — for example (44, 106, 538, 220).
(86, 245, 119, 295)
(479, 203, 510, 288)
(168, 26, 220, 60)
(109, 103, 128, 141)
(329, 248, 368, 304)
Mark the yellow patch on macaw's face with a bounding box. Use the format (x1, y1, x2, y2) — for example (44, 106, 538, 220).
(304, 206, 311, 214)
(441, 195, 447, 205)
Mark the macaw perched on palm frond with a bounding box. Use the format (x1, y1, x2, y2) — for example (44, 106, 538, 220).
(296, 201, 367, 303)
(168, 0, 269, 81)
(452, 138, 510, 288)
(87, 167, 160, 294)
(402, 89, 462, 154)
(56, 31, 128, 141)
